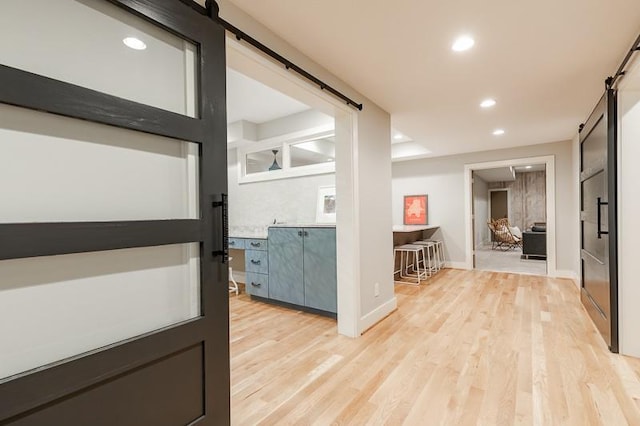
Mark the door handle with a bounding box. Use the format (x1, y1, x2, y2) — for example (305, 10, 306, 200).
(250, 259, 261, 265)
(597, 197, 609, 239)
(298, 230, 303, 237)
(251, 282, 261, 287)
(211, 194, 229, 263)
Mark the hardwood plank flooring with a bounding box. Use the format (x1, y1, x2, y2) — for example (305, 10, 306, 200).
(229, 269, 640, 425)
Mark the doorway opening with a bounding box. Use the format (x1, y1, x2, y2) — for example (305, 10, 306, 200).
(225, 36, 360, 336)
(465, 156, 557, 277)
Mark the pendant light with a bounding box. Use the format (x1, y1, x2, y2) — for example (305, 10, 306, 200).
(268, 149, 281, 171)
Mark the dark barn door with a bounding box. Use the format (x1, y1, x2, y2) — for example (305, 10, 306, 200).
(0, 0, 229, 424)
(579, 90, 619, 352)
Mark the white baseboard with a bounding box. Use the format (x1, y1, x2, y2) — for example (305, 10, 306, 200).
(359, 297, 397, 334)
(445, 261, 469, 270)
(554, 270, 579, 287)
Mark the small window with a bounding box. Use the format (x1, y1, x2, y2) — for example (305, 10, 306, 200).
(239, 131, 335, 183)
(246, 149, 283, 174)
(290, 136, 335, 168)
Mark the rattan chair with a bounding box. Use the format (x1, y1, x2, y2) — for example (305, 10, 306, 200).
(488, 218, 522, 251)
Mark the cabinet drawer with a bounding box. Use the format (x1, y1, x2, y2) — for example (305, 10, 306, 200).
(228, 238, 245, 250)
(246, 239, 267, 251)
(246, 272, 268, 298)
(245, 250, 268, 274)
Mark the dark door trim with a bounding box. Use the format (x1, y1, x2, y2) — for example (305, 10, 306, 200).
(606, 88, 619, 353)
(0, 0, 229, 424)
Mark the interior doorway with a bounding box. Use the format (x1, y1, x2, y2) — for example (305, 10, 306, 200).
(225, 36, 360, 336)
(465, 156, 557, 277)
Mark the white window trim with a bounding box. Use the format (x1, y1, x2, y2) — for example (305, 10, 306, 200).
(237, 124, 335, 184)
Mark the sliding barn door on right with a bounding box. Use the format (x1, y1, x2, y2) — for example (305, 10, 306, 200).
(579, 90, 618, 352)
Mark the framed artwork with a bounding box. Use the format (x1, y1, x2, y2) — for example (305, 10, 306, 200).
(404, 194, 428, 225)
(316, 185, 336, 223)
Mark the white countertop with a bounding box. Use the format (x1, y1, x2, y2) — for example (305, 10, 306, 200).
(230, 224, 336, 239)
(229, 226, 268, 239)
(269, 223, 336, 228)
(392, 225, 440, 233)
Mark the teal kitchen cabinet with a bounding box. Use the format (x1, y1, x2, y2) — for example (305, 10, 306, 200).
(267, 228, 304, 305)
(268, 226, 337, 313)
(244, 238, 268, 297)
(303, 228, 337, 313)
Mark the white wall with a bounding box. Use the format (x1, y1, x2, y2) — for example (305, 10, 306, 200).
(617, 61, 640, 358)
(472, 174, 489, 248)
(227, 148, 335, 227)
(392, 140, 579, 275)
(218, 0, 395, 335)
(257, 109, 333, 141)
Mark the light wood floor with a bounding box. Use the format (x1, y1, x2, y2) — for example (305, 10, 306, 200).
(230, 269, 640, 425)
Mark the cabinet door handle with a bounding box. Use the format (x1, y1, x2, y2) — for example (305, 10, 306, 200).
(298, 230, 303, 237)
(250, 259, 261, 265)
(597, 197, 609, 239)
(304, 231, 309, 237)
(251, 282, 261, 287)
(250, 242, 261, 247)
(229, 240, 235, 246)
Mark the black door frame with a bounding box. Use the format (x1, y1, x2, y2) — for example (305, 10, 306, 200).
(0, 0, 229, 424)
(579, 89, 619, 353)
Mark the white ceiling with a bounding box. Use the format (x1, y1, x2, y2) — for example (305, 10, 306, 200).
(474, 167, 515, 183)
(475, 164, 546, 182)
(225, 0, 640, 158)
(226, 67, 310, 124)
(514, 164, 546, 173)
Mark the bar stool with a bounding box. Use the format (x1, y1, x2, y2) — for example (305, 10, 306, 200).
(393, 244, 428, 285)
(412, 240, 438, 275)
(422, 239, 445, 270)
(229, 257, 239, 295)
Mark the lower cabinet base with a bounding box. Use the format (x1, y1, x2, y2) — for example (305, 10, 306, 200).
(249, 295, 337, 319)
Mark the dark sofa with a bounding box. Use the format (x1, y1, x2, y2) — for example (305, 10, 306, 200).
(522, 224, 546, 259)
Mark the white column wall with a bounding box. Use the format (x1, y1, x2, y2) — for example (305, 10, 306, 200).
(617, 63, 640, 357)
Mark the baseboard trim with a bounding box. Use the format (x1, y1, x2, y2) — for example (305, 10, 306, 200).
(445, 261, 469, 270)
(359, 297, 397, 335)
(554, 269, 579, 287)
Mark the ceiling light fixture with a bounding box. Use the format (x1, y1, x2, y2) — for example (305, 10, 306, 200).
(480, 99, 496, 108)
(123, 37, 146, 50)
(394, 134, 403, 140)
(493, 129, 505, 136)
(525, 165, 533, 169)
(268, 149, 281, 171)
(452, 35, 475, 52)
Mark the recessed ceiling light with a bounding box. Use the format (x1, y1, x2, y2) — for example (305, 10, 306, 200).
(525, 165, 532, 169)
(123, 37, 146, 50)
(480, 99, 496, 108)
(394, 134, 403, 140)
(452, 35, 475, 52)
(493, 129, 505, 136)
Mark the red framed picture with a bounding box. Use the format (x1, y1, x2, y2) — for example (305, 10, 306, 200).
(403, 195, 428, 225)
